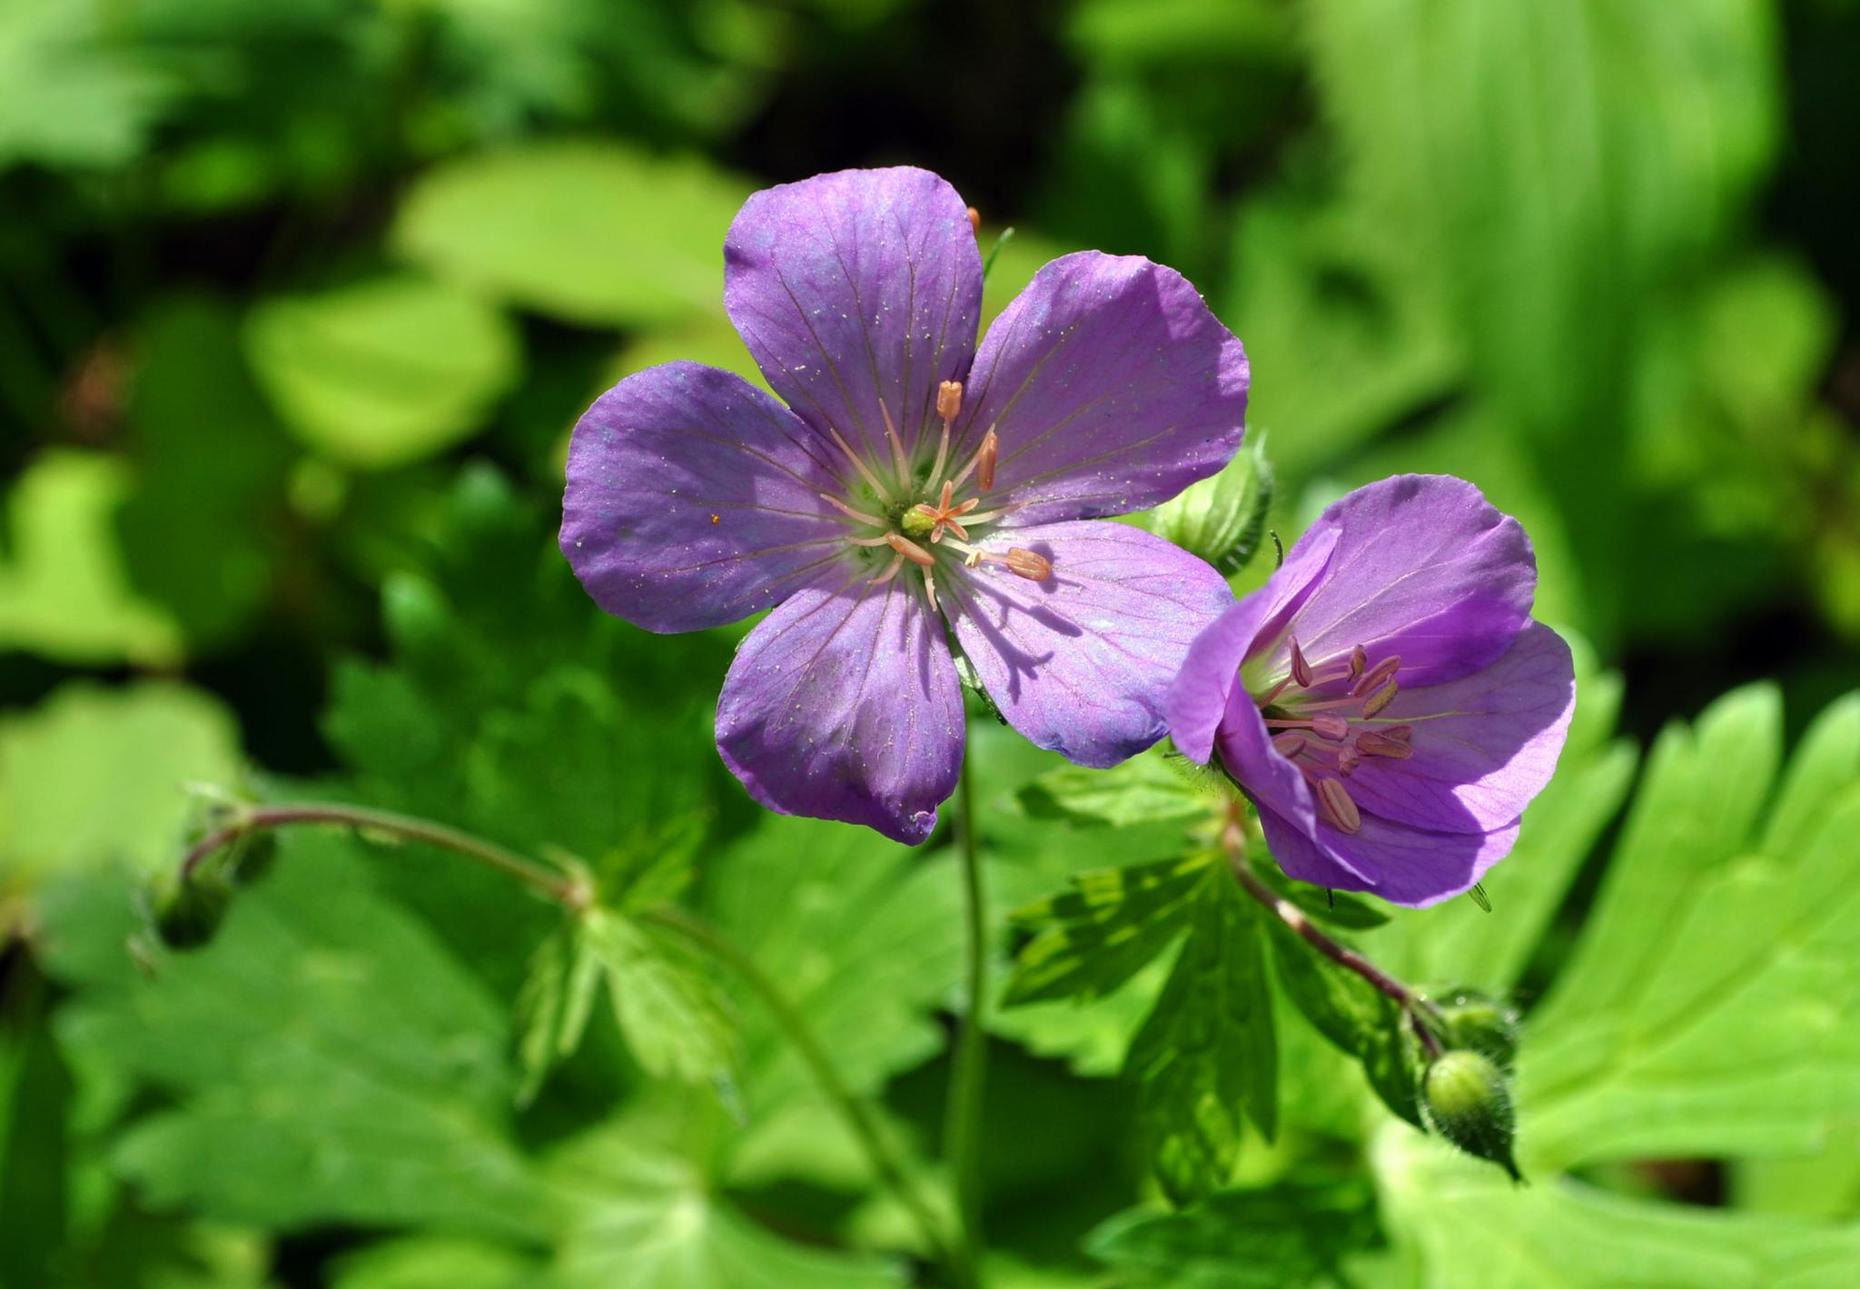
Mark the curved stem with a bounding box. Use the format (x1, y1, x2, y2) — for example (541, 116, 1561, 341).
(177, 802, 960, 1276)
(646, 908, 960, 1277)
(944, 742, 989, 1287)
(181, 802, 586, 907)
(1219, 807, 1443, 1057)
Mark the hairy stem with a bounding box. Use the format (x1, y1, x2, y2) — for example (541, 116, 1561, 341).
(181, 802, 587, 906)
(1219, 809, 1443, 1058)
(178, 802, 961, 1273)
(945, 740, 989, 1288)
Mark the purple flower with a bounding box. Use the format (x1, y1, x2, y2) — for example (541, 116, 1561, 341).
(562, 167, 1248, 843)
(1164, 475, 1575, 906)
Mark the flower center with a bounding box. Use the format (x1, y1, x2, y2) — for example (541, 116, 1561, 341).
(1255, 639, 1412, 835)
(818, 379, 1050, 610)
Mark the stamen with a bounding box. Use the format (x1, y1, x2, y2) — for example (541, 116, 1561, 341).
(1271, 732, 1307, 759)
(950, 426, 999, 491)
(1290, 638, 1313, 688)
(923, 564, 940, 611)
(928, 417, 951, 486)
(1361, 679, 1399, 718)
(821, 492, 888, 527)
(868, 552, 905, 586)
(1254, 677, 1294, 708)
(936, 380, 963, 424)
(966, 206, 981, 236)
(1337, 746, 1361, 776)
(1309, 713, 1351, 741)
(885, 531, 937, 567)
(1314, 777, 1362, 834)
(1356, 731, 1414, 760)
(848, 534, 894, 547)
(828, 426, 894, 502)
(1352, 654, 1401, 698)
(880, 399, 911, 486)
(1380, 724, 1414, 743)
(1004, 547, 1052, 581)
(1350, 644, 1367, 681)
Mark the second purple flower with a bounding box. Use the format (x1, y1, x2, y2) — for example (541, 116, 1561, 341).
(563, 167, 1249, 842)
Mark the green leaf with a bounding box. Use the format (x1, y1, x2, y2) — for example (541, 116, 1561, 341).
(1127, 435, 1275, 575)
(1263, 910, 1421, 1130)
(706, 816, 967, 1109)
(1125, 865, 1276, 1204)
(584, 910, 736, 1087)
(52, 832, 550, 1240)
(1086, 1176, 1380, 1289)
(332, 1236, 537, 1289)
(546, 1128, 903, 1288)
(511, 919, 601, 1108)
(117, 298, 293, 647)
(1249, 857, 1388, 931)
(0, 0, 181, 169)
(0, 682, 242, 899)
(392, 142, 752, 327)
(244, 273, 520, 469)
(1375, 1129, 1860, 1289)
(1518, 685, 1860, 1171)
(1003, 854, 1213, 1007)
(1016, 747, 1217, 830)
(0, 451, 183, 665)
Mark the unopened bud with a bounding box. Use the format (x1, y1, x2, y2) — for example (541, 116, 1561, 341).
(936, 379, 963, 423)
(1436, 989, 1521, 1071)
(1422, 1050, 1520, 1181)
(1004, 547, 1051, 581)
(150, 868, 234, 951)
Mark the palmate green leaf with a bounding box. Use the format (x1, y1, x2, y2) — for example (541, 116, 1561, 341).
(1126, 864, 1276, 1205)
(1086, 1175, 1380, 1289)
(584, 910, 736, 1088)
(545, 1127, 903, 1289)
(0, 0, 181, 168)
(1374, 1129, 1860, 1289)
(1003, 854, 1215, 1006)
(0, 451, 183, 666)
(512, 919, 601, 1108)
(392, 141, 752, 327)
(244, 272, 520, 469)
(49, 833, 550, 1241)
(1364, 686, 1860, 1286)
(1016, 745, 1218, 830)
(705, 816, 967, 1109)
(332, 1235, 537, 1289)
(0, 682, 243, 900)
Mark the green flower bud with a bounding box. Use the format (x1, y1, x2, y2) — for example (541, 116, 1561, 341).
(150, 868, 234, 951)
(1422, 1049, 1521, 1181)
(1435, 989, 1521, 1070)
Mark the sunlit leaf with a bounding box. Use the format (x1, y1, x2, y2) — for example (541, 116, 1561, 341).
(245, 273, 520, 469)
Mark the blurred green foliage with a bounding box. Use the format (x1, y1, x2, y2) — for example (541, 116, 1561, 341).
(4, 0, 1860, 1285)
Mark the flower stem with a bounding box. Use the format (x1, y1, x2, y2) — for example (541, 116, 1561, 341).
(181, 802, 588, 907)
(178, 802, 962, 1273)
(945, 740, 989, 1288)
(645, 907, 960, 1277)
(1219, 808, 1443, 1057)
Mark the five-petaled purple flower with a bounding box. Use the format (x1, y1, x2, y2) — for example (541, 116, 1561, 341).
(562, 167, 1248, 843)
(1165, 475, 1576, 906)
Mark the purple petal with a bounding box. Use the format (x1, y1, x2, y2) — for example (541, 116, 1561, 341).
(1162, 523, 1341, 763)
(1261, 475, 1536, 688)
(724, 167, 983, 467)
(1213, 680, 1322, 841)
(1308, 813, 1522, 908)
(1340, 623, 1576, 834)
(562, 362, 849, 633)
(1255, 803, 1374, 891)
(943, 522, 1233, 768)
(715, 575, 964, 844)
(959, 252, 1248, 526)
